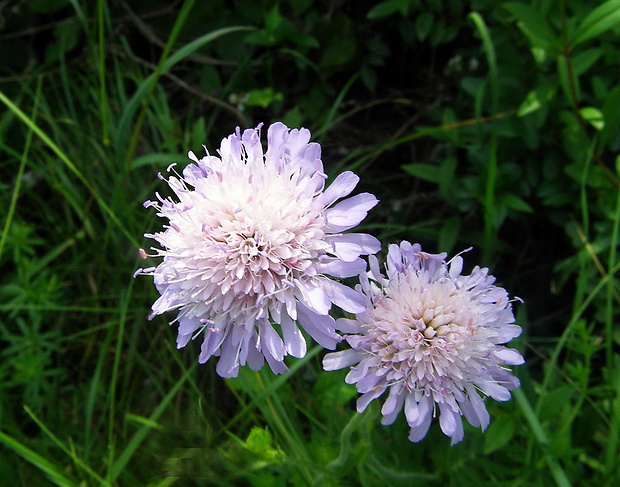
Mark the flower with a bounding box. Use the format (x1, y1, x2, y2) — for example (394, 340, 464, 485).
(323, 241, 524, 444)
(136, 122, 380, 378)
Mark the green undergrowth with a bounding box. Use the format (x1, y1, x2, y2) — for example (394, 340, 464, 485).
(1, 0, 619, 485)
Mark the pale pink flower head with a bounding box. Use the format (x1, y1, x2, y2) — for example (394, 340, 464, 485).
(136, 123, 380, 378)
(323, 241, 524, 444)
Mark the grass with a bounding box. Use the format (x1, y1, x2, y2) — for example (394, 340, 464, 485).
(1, 1, 620, 486)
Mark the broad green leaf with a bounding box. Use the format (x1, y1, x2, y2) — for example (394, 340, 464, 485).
(571, 48, 603, 76)
(518, 83, 556, 117)
(438, 156, 457, 199)
(415, 12, 434, 41)
(579, 106, 604, 130)
(504, 2, 558, 50)
(501, 194, 534, 213)
(245, 88, 284, 108)
(438, 216, 461, 254)
(367, 0, 409, 19)
(401, 163, 441, 183)
(572, 0, 620, 45)
(483, 416, 517, 454)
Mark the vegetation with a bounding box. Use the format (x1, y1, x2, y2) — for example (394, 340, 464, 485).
(1, 0, 619, 485)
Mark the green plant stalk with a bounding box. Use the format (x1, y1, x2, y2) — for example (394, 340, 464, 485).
(0, 77, 41, 261)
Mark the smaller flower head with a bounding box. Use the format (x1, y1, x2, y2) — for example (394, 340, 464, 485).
(323, 241, 524, 444)
(136, 123, 380, 378)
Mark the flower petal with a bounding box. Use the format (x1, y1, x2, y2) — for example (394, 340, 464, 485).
(326, 233, 381, 261)
(324, 193, 379, 232)
(323, 349, 363, 371)
(318, 171, 359, 208)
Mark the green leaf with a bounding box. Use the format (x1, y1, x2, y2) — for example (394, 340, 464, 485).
(517, 82, 556, 117)
(572, 0, 620, 45)
(415, 12, 434, 41)
(579, 106, 604, 130)
(245, 88, 283, 108)
(571, 48, 603, 76)
(501, 194, 534, 213)
(30, 0, 70, 13)
(438, 216, 461, 254)
(130, 153, 185, 170)
(0, 430, 77, 486)
(483, 416, 517, 454)
(601, 85, 620, 148)
(503, 2, 558, 50)
(366, 0, 409, 19)
(401, 163, 441, 183)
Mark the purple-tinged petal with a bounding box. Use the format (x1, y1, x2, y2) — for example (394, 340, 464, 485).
(315, 258, 366, 278)
(280, 313, 307, 358)
(356, 388, 385, 413)
(326, 233, 381, 261)
(335, 318, 363, 333)
(321, 279, 365, 314)
(324, 193, 379, 232)
(317, 171, 359, 208)
(493, 347, 525, 365)
(295, 279, 331, 315)
(297, 305, 341, 349)
(259, 321, 285, 362)
(323, 349, 363, 371)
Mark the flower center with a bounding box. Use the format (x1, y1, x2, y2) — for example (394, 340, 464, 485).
(364, 275, 483, 388)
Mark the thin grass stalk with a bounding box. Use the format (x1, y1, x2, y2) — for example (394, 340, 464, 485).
(0, 77, 41, 261)
(97, 0, 110, 146)
(106, 276, 134, 482)
(23, 406, 112, 487)
(0, 89, 137, 245)
(124, 0, 197, 168)
(469, 12, 499, 265)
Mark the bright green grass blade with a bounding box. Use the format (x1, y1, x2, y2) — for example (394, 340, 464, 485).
(106, 277, 134, 480)
(514, 390, 571, 487)
(23, 406, 112, 487)
(540, 258, 620, 395)
(0, 78, 40, 261)
(108, 361, 197, 482)
(97, 0, 110, 146)
(116, 24, 254, 166)
(572, 0, 620, 46)
(0, 430, 78, 487)
(314, 72, 360, 141)
(0, 89, 137, 246)
(469, 11, 499, 264)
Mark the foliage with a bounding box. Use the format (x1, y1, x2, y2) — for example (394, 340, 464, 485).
(1, 0, 620, 485)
